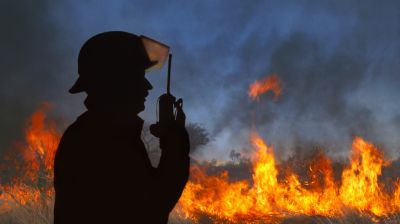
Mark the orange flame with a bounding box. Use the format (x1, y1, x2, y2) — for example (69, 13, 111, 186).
(0, 103, 59, 214)
(248, 74, 282, 101)
(175, 134, 400, 222)
(1, 105, 400, 223)
(339, 137, 393, 216)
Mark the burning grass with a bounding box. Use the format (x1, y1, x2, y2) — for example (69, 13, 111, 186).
(1, 104, 400, 223)
(0, 103, 57, 224)
(172, 133, 400, 223)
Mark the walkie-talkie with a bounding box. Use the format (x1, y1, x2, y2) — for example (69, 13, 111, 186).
(150, 54, 185, 138)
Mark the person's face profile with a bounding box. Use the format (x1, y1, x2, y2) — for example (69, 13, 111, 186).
(114, 69, 152, 114)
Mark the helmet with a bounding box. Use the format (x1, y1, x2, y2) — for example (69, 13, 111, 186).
(69, 31, 169, 94)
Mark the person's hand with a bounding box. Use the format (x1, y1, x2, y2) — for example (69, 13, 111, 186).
(160, 123, 190, 155)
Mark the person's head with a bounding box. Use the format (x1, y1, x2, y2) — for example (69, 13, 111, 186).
(70, 31, 167, 115)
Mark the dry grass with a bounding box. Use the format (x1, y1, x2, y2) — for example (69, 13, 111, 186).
(168, 212, 400, 224)
(0, 188, 54, 224)
(1, 194, 399, 224)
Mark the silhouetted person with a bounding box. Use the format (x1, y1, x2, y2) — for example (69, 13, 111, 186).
(54, 31, 190, 224)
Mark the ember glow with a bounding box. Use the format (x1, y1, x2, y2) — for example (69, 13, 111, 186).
(248, 74, 282, 100)
(1, 104, 400, 223)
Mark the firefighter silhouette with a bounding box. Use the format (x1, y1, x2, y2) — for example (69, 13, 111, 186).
(54, 31, 190, 224)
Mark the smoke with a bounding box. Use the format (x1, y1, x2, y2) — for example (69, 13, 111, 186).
(1, 1, 399, 160)
(0, 1, 72, 152)
(201, 2, 400, 159)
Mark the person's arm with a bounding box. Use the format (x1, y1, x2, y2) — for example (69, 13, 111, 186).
(153, 125, 190, 213)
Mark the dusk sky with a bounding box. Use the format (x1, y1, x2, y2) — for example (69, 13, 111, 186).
(1, 1, 399, 160)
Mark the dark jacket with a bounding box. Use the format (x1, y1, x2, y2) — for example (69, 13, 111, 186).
(54, 111, 190, 223)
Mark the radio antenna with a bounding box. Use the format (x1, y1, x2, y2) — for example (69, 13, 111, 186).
(167, 54, 172, 95)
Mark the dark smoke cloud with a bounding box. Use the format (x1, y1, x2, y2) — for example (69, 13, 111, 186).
(1, 1, 399, 161)
(203, 2, 400, 159)
(0, 1, 75, 151)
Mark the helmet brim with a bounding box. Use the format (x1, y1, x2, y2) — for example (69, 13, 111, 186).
(69, 60, 157, 94)
(70, 32, 165, 94)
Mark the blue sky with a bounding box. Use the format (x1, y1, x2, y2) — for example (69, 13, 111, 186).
(1, 1, 399, 160)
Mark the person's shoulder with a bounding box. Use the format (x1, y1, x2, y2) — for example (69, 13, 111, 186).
(62, 113, 82, 134)
(58, 112, 91, 146)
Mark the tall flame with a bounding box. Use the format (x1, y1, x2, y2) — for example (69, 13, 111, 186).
(175, 134, 400, 222)
(248, 74, 282, 101)
(0, 103, 59, 219)
(1, 104, 400, 223)
(339, 137, 393, 216)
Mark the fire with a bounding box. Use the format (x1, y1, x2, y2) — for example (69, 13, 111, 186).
(23, 103, 60, 181)
(248, 74, 282, 100)
(339, 137, 393, 215)
(0, 103, 59, 220)
(175, 134, 400, 222)
(395, 181, 400, 210)
(1, 104, 400, 223)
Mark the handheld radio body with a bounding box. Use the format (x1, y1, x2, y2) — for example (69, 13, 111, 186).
(150, 54, 185, 138)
